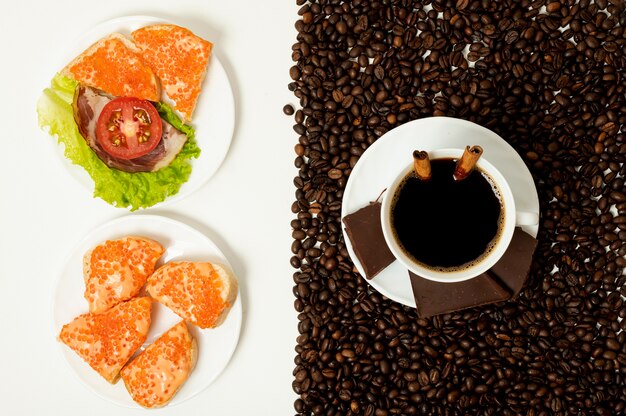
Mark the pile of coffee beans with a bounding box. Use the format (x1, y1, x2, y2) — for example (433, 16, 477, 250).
(287, 0, 626, 414)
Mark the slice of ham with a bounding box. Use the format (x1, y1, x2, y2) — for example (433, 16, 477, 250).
(72, 85, 188, 173)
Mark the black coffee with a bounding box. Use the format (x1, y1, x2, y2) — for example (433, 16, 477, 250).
(391, 158, 502, 270)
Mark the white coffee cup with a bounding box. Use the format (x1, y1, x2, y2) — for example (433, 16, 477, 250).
(380, 148, 538, 283)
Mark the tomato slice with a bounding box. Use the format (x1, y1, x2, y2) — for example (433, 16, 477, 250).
(96, 97, 162, 160)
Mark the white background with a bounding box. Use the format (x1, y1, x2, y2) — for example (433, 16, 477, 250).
(0, 1, 300, 414)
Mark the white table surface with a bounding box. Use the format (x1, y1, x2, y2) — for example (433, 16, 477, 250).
(1, 1, 300, 414)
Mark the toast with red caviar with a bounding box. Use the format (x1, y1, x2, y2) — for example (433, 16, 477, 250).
(59, 297, 152, 383)
(62, 33, 160, 101)
(121, 321, 196, 408)
(83, 236, 164, 314)
(131, 24, 213, 121)
(146, 262, 237, 329)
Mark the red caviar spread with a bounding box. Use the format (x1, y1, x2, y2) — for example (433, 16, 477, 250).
(121, 321, 194, 408)
(84, 237, 164, 314)
(146, 262, 227, 329)
(59, 297, 152, 383)
(132, 25, 212, 121)
(65, 35, 160, 101)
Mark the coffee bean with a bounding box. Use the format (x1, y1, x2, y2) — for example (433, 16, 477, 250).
(289, 66, 301, 81)
(288, 1, 626, 415)
(449, 95, 463, 108)
(429, 369, 440, 384)
(610, 191, 626, 202)
(283, 104, 295, 115)
(418, 371, 429, 386)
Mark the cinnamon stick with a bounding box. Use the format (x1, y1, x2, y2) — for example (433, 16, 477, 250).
(453, 145, 483, 181)
(413, 150, 431, 181)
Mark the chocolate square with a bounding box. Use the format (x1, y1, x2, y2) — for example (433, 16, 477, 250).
(409, 271, 510, 318)
(342, 202, 395, 279)
(489, 228, 538, 298)
(409, 227, 537, 318)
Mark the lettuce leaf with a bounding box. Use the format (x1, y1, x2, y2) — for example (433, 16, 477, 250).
(37, 74, 200, 211)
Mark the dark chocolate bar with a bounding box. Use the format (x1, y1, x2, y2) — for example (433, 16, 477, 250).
(489, 228, 538, 298)
(409, 271, 510, 318)
(409, 227, 537, 317)
(342, 202, 395, 279)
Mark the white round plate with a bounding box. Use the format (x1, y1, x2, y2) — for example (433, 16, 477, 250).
(341, 117, 540, 308)
(43, 15, 235, 208)
(52, 215, 242, 408)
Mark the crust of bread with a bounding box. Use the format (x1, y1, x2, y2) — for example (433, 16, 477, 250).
(210, 263, 239, 328)
(62, 33, 160, 101)
(108, 370, 121, 384)
(190, 336, 198, 372)
(82, 247, 93, 285)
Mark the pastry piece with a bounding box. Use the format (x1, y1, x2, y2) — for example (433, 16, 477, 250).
(83, 236, 164, 314)
(342, 202, 396, 279)
(121, 321, 196, 408)
(62, 33, 160, 101)
(132, 24, 213, 121)
(59, 297, 152, 383)
(146, 262, 237, 329)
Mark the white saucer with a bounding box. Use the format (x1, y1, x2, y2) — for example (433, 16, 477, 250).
(341, 117, 540, 308)
(52, 215, 242, 407)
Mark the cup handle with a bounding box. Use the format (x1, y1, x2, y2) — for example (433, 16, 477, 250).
(516, 211, 539, 226)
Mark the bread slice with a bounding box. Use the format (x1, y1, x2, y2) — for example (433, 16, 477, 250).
(83, 236, 164, 314)
(131, 24, 213, 121)
(121, 321, 197, 408)
(146, 262, 237, 329)
(59, 297, 152, 383)
(62, 33, 160, 101)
